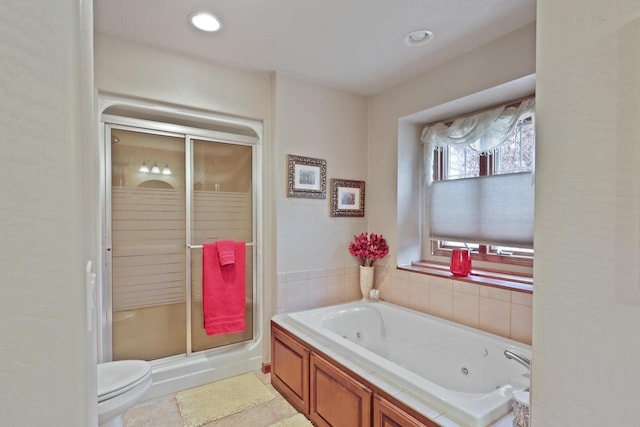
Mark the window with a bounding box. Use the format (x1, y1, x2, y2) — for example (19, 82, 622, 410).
(434, 119, 534, 181)
(423, 99, 535, 266)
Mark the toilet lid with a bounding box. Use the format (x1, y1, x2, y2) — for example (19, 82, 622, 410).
(97, 360, 152, 403)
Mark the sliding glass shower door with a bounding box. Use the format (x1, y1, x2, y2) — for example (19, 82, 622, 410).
(111, 128, 186, 361)
(189, 139, 253, 352)
(109, 126, 254, 361)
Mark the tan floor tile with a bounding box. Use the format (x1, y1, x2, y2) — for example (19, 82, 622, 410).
(151, 395, 180, 414)
(153, 415, 184, 427)
(122, 402, 153, 427)
(265, 382, 278, 392)
(269, 396, 299, 420)
(150, 396, 182, 426)
(254, 370, 271, 385)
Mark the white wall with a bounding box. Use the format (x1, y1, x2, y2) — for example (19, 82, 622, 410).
(396, 121, 423, 266)
(95, 36, 271, 121)
(533, 2, 640, 425)
(0, 1, 95, 426)
(368, 22, 536, 267)
(274, 73, 368, 272)
(273, 73, 369, 312)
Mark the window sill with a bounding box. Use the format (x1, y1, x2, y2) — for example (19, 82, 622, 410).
(398, 262, 532, 294)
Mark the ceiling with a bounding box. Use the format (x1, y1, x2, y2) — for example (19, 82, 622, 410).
(94, 0, 536, 96)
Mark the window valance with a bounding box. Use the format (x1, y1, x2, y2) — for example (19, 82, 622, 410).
(421, 97, 535, 185)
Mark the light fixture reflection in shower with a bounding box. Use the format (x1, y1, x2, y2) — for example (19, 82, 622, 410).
(138, 161, 171, 175)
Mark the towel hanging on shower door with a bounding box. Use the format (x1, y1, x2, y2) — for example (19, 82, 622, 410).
(202, 241, 246, 336)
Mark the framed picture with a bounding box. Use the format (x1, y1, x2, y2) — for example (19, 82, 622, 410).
(287, 155, 327, 199)
(330, 179, 365, 217)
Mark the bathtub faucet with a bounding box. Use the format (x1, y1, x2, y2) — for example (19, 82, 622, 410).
(504, 350, 530, 370)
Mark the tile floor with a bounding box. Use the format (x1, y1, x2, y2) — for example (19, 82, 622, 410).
(122, 371, 301, 427)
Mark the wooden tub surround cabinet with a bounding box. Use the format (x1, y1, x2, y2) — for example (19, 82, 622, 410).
(271, 301, 529, 426)
(271, 323, 439, 427)
(271, 325, 310, 415)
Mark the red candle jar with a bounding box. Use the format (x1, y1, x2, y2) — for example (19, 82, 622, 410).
(450, 249, 472, 277)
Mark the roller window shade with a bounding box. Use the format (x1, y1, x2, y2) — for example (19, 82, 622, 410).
(429, 172, 534, 248)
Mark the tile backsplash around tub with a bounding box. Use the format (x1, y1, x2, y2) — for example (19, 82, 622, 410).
(277, 266, 362, 314)
(276, 265, 532, 345)
(375, 266, 533, 345)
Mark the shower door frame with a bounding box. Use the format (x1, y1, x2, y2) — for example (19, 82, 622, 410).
(98, 97, 263, 364)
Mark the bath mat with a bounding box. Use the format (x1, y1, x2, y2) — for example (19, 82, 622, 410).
(175, 373, 275, 427)
(269, 414, 314, 427)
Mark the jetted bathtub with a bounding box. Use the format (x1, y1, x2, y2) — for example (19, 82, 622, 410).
(272, 300, 531, 426)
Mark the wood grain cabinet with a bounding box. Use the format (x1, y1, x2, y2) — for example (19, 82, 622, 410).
(373, 394, 430, 427)
(309, 352, 372, 427)
(271, 326, 310, 414)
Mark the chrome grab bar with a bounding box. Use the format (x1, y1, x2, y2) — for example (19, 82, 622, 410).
(504, 350, 531, 370)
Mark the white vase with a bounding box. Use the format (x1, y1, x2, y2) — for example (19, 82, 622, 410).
(359, 266, 374, 299)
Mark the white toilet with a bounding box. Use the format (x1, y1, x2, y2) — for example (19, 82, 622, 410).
(97, 360, 152, 427)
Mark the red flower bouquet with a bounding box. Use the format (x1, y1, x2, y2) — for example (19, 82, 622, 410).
(349, 232, 389, 267)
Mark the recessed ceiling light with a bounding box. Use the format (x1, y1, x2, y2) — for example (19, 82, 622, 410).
(190, 12, 222, 32)
(403, 29, 434, 47)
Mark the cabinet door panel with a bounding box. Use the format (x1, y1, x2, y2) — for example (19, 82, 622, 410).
(373, 394, 435, 427)
(310, 352, 371, 427)
(271, 326, 310, 414)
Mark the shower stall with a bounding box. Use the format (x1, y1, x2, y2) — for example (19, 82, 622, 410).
(98, 96, 264, 399)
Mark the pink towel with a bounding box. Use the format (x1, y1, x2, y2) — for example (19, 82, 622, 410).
(202, 241, 246, 336)
(216, 240, 235, 266)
